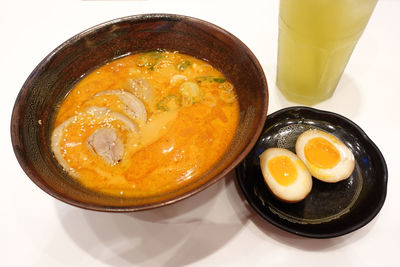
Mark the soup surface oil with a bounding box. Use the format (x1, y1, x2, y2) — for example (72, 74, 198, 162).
(52, 51, 239, 197)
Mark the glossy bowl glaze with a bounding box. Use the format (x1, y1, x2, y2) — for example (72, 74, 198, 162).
(11, 14, 268, 212)
(236, 106, 387, 238)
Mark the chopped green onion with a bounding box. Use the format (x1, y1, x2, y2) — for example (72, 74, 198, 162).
(176, 60, 192, 71)
(179, 82, 204, 104)
(218, 88, 237, 104)
(195, 76, 212, 83)
(218, 81, 234, 91)
(136, 51, 163, 70)
(195, 76, 226, 83)
(157, 95, 181, 111)
(212, 77, 226, 83)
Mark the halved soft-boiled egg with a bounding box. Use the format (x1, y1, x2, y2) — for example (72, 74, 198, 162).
(259, 148, 312, 203)
(295, 129, 355, 183)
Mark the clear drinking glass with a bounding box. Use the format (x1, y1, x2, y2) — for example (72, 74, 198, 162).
(276, 0, 378, 105)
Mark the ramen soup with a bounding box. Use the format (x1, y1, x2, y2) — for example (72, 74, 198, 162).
(51, 51, 240, 197)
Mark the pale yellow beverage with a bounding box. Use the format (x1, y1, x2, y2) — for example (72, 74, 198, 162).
(277, 0, 378, 105)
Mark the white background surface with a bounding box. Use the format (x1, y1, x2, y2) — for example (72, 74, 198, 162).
(2, 0, 399, 266)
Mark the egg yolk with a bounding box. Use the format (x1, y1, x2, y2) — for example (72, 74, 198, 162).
(304, 137, 340, 169)
(267, 156, 298, 186)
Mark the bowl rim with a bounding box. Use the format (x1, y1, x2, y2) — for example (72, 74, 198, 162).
(11, 13, 269, 212)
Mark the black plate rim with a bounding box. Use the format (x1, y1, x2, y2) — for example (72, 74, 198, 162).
(236, 106, 388, 239)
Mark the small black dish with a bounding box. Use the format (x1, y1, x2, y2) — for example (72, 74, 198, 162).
(236, 106, 388, 238)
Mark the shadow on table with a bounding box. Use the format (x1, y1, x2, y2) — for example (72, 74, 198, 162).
(56, 163, 376, 267)
(226, 170, 377, 251)
(57, 171, 243, 267)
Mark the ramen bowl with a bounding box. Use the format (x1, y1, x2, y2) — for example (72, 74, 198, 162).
(11, 14, 268, 211)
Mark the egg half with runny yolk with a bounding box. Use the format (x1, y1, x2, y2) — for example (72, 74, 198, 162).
(259, 148, 312, 203)
(295, 129, 355, 183)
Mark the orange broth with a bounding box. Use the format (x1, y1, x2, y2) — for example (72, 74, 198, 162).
(52, 51, 239, 197)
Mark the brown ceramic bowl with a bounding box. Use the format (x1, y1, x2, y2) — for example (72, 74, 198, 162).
(11, 14, 268, 212)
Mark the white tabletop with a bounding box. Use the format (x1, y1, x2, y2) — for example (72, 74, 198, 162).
(2, 0, 399, 266)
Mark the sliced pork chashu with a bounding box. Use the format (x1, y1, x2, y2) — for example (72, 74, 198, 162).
(51, 106, 138, 173)
(87, 128, 123, 165)
(84, 106, 138, 132)
(51, 116, 79, 176)
(94, 90, 147, 124)
(127, 78, 153, 103)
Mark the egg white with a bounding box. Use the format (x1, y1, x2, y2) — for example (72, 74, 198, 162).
(259, 148, 312, 203)
(295, 129, 355, 183)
